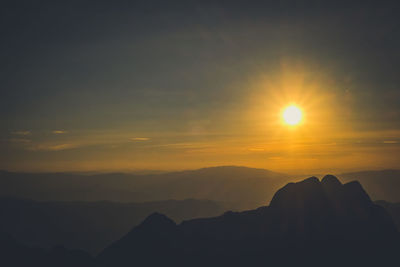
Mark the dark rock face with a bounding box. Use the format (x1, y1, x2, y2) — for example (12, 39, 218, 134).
(98, 213, 179, 267)
(376, 201, 400, 231)
(98, 176, 400, 267)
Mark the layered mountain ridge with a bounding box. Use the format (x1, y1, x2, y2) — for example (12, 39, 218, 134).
(1, 175, 398, 266)
(98, 175, 399, 267)
(2, 167, 400, 207)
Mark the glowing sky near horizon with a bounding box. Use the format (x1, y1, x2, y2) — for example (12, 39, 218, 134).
(1, 1, 400, 172)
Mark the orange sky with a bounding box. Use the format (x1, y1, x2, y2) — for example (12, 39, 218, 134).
(3, 63, 400, 173)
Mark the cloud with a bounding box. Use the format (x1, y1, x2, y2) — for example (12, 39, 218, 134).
(28, 143, 78, 151)
(52, 130, 67, 134)
(9, 138, 31, 143)
(383, 141, 398, 144)
(130, 137, 150, 141)
(151, 142, 215, 152)
(12, 131, 31, 136)
(153, 142, 202, 148)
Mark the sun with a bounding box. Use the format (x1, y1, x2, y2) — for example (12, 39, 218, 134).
(282, 105, 303, 126)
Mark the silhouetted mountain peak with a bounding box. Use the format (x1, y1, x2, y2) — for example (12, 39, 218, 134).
(321, 175, 343, 198)
(343, 180, 368, 195)
(342, 180, 373, 206)
(139, 212, 176, 229)
(113, 212, 178, 246)
(270, 176, 372, 211)
(269, 176, 327, 210)
(322, 174, 342, 187)
(303, 176, 320, 183)
(266, 175, 394, 235)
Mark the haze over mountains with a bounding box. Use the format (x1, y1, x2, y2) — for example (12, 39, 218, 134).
(0, 167, 288, 209)
(1, 166, 400, 207)
(338, 170, 400, 203)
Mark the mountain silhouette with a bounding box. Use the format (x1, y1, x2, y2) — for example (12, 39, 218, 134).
(0, 198, 224, 254)
(1, 176, 398, 266)
(376, 200, 400, 231)
(98, 175, 399, 267)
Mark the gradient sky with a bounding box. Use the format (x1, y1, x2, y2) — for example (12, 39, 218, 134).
(1, 0, 400, 172)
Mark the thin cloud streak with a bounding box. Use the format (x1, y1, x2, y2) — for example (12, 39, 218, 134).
(8, 138, 31, 143)
(383, 141, 398, 144)
(12, 131, 31, 136)
(130, 137, 150, 141)
(52, 130, 67, 134)
(27, 143, 78, 151)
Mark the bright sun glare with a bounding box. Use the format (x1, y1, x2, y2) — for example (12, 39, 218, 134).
(282, 105, 303, 126)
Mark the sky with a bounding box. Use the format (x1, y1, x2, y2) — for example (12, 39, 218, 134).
(1, 0, 400, 173)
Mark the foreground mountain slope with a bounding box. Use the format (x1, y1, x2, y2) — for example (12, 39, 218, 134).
(376, 200, 400, 230)
(99, 175, 399, 267)
(0, 198, 224, 254)
(0, 232, 97, 267)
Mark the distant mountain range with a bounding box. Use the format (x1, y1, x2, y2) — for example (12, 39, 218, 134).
(1, 167, 400, 208)
(338, 170, 400, 202)
(0, 167, 288, 209)
(1, 175, 399, 266)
